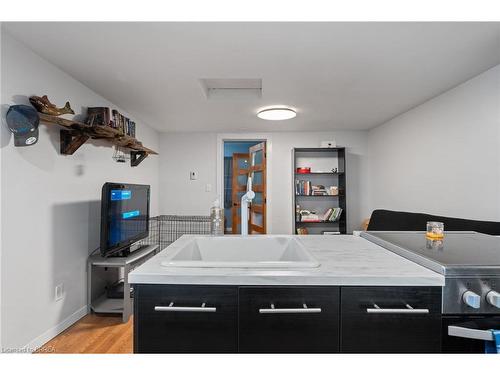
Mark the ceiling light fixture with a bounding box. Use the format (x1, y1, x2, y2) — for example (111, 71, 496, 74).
(257, 107, 296, 121)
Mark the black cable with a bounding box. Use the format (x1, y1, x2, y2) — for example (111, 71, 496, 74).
(89, 246, 100, 256)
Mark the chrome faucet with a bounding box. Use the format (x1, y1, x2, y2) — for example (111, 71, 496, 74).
(240, 175, 255, 235)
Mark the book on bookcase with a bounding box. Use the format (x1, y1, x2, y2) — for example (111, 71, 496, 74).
(297, 207, 342, 223)
(296, 179, 339, 196)
(322, 207, 342, 222)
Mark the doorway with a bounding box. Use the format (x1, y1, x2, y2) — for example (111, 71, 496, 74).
(223, 140, 267, 234)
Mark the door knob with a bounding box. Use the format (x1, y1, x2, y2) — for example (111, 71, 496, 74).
(462, 290, 481, 309)
(486, 290, 500, 308)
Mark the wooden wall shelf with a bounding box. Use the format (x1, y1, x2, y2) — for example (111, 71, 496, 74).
(38, 113, 158, 167)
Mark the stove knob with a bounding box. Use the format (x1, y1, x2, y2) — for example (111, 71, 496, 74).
(462, 290, 481, 309)
(486, 290, 500, 308)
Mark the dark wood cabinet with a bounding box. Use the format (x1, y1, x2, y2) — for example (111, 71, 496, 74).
(134, 284, 238, 353)
(134, 284, 443, 353)
(239, 287, 340, 353)
(340, 286, 442, 353)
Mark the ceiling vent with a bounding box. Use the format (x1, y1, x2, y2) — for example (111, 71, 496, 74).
(200, 78, 262, 100)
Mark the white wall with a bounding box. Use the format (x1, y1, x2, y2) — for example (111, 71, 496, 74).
(0, 24, 3, 350)
(1, 31, 160, 349)
(160, 132, 218, 216)
(160, 131, 370, 233)
(368, 64, 500, 221)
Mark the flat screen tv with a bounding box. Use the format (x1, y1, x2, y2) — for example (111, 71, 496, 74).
(100, 182, 150, 257)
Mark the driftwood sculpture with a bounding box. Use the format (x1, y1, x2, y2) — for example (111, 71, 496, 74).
(29, 95, 75, 116)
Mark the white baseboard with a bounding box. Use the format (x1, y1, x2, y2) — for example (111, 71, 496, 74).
(24, 305, 88, 353)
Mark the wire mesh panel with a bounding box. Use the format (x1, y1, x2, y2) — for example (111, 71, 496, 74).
(159, 215, 211, 249)
(137, 216, 160, 247)
(137, 215, 211, 251)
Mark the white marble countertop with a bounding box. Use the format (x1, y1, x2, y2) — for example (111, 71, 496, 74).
(128, 235, 444, 286)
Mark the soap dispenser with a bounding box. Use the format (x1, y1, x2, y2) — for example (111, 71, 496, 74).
(210, 198, 224, 236)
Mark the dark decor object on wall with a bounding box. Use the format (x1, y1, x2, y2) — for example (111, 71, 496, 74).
(29, 94, 74, 116)
(6, 96, 157, 166)
(36, 112, 157, 166)
(5, 104, 40, 146)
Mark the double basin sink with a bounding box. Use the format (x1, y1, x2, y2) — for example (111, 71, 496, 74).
(160, 236, 320, 269)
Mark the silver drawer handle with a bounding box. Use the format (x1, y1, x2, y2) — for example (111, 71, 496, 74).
(448, 325, 494, 341)
(259, 303, 322, 314)
(366, 303, 429, 314)
(154, 302, 216, 313)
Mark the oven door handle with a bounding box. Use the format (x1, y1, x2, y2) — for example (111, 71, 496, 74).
(448, 325, 495, 341)
(366, 303, 429, 314)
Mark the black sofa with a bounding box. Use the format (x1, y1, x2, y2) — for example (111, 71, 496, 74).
(367, 209, 500, 236)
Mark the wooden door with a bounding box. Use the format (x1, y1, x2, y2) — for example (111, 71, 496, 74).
(249, 142, 266, 234)
(231, 153, 250, 234)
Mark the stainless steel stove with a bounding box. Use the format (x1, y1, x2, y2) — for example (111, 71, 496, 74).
(361, 231, 500, 353)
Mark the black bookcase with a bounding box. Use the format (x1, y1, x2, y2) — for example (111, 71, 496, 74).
(292, 148, 347, 234)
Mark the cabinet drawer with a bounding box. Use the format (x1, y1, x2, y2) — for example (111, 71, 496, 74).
(134, 285, 238, 353)
(239, 287, 340, 353)
(341, 286, 442, 353)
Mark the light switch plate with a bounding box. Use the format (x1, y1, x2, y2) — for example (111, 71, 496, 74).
(55, 284, 64, 301)
(190, 171, 197, 180)
(205, 184, 212, 192)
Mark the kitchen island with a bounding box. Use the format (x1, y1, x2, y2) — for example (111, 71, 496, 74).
(129, 235, 444, 286)
(129, 235, 444, 353)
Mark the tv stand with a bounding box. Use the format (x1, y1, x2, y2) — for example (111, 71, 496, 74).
(87, 244, 159, 323)
(107, 248, 131, 258)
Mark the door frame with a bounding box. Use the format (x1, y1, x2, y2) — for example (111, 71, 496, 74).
(217, 133, 273, 234)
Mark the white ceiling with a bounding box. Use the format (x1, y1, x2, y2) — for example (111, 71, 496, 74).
(4, 22, 500, 133)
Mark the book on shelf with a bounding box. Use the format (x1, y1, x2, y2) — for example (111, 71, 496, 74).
(87, 107, 111, 126)
(129, 121, 136, 137)
(331, 207, 343, 221)
(110, 109, 136, 137)
(322, 207, 343, 222)
(111, 109, 119, 129)
(312, 187, 328, 195)
(297, 207, 342, 223)
(296, 179, 310, 195)
(298, 209, 319, 222)
(301, 214, 320, 222)
(322, 208, 333, 221)
(296, 180, 340, 196)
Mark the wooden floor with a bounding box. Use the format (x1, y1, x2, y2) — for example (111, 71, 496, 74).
(36, 314, 133, 354)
